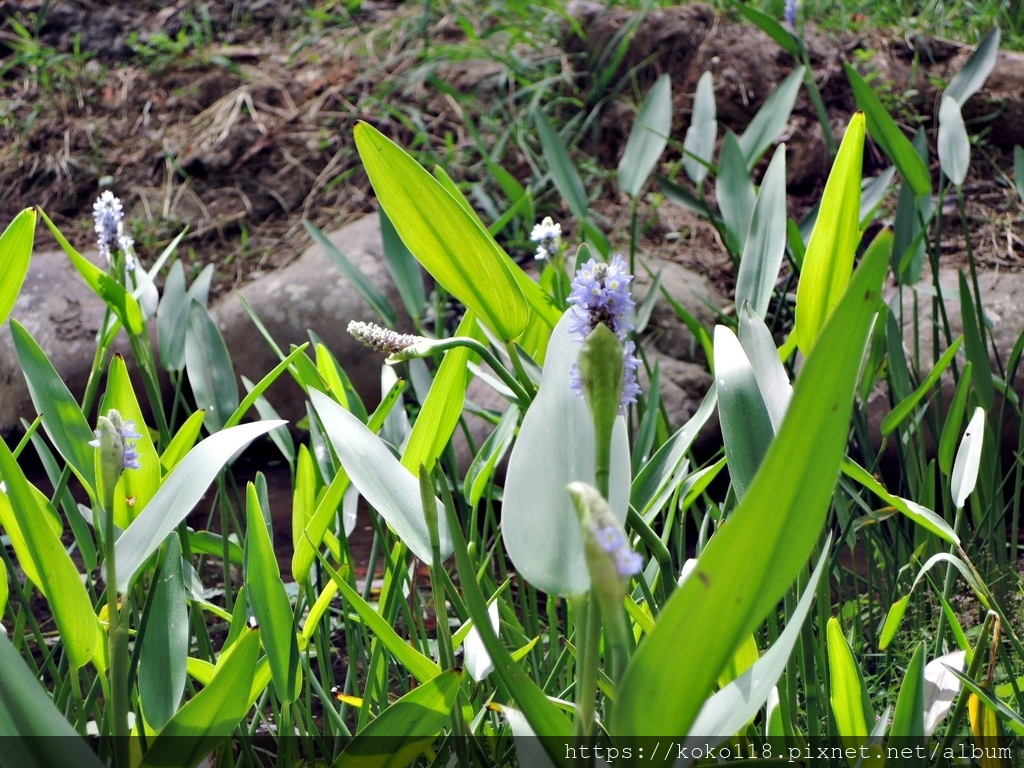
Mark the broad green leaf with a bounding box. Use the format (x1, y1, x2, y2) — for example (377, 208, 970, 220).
(101, 355, 160, 527)
(612, 225, 888, 736)
(879, 595, 911, 650)
(138, 535, 188, 730)
(959, 273, 995, 410)
(0, 633, 105, 768)
(157, 260, 188, 372)
(737, 66, 804, 168)
(534, 109, 589, 220)
(316, 553, 440, 684)
(738, 303, 792, 432)
(333, 670, 462, 768)
(951, 407, 986, 508)
(245, 484, 301, 703)
(618, 73, 672, 197)
(38, 208, 144, 336)
(732, 1, 800, 56)
(0, 443, 98, 668)
(735, 144, 788, 318)
(939, 361, 973, 477)
(938, 95, 969, 187)
(890, 643, 926, 751)
(503, 313, 630, 596)
(716, 132, 755, 255)
(845, 65, 931, 196)
(683, 72, 717, 184)
(881, 337, 963, 436)
(0, 208, 35, 327)
(185, 301, 239, 433)
(141, 630, 260, 768)
(303, 218, 396, 327)
(309, 388, 450, 564)
(464, 403, 519, 506)
(794, 113, 868, 353)
(827, 617, 872, 743)
(10, 320, 96, 494)
(354, 121, 527, 341)
(945, 27, 1001, 107)
(114, 420, 286, 591)
(379, 206, 425, 327)
(715, 325, 773, 500)
(686, 542, 829, 746)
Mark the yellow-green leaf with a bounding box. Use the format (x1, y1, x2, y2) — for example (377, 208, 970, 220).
(0, 208, 35, 327)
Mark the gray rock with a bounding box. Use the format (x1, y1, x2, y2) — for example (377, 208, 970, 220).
(211, 214, 419, 424)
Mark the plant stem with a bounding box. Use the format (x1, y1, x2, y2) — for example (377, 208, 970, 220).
(102, 499, 129, 768)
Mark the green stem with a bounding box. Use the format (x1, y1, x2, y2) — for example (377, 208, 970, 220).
(102, 499, 129, 767)
(504, 341, 537, 403)
(573, 593, 601, 739)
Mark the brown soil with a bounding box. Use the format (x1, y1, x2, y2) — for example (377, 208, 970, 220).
(0, 1, 1022, 306)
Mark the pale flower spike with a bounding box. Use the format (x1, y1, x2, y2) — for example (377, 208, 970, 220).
(92, 191, 137, 271)
(530, 216, 562, 261)
(347, 320, 420, 355)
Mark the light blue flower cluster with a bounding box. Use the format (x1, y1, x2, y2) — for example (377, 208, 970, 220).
(567, 255, 641, 408)
(89, 409, 142, 471)
(530, 216, 562, 261)
(785, 0, 799, 27)
(590, 520, 643, 578)
(93, 191, 137, 270)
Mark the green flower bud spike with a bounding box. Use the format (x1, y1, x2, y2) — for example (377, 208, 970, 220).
(577, 323, 624, 499)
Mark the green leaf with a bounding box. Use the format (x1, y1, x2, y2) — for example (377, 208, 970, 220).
(938, 95, 969, 187)
(534, 109, 589, 221)
(945, 27, 1001, 107)
(892, 129, 931, 283)
(890, 643, 926, 748)
(245, 483, 301, 703)
(0, 440, 98, 669)
(612, 224, 888, 736)
(157, 260, 188, 372)
(737, 66, 805, 169)
(0, 208, 35, 327)
(354, 121, 527, 341)
(683, 72, 717, 185)
(879, 595, 911, 650)
(185, 301, 239, 433)
(716, 132, 755, 256)
(503, 313, 631, 596)
(114, 420, 286, 591)
(731, 1, 800, 56)
(939, 361, 973, 477)
(303, 218, 396, 327)
(845, 65, 931, 196)
(309, 388, 450, 564)
(881, 337, 963, 436)
(38, 208, 145, 336)
(735, 144, 788, 319)
(465, 403, 519, 506)
(10, 320, 97, 494)
(333, 670, 462, 768)
(689, 542, 829, 739)
(715, 325, 774, 500)
(141, 630, 260, 768)
(794, 113, 868, 353)
(959, 272, 995, 410)
(1015, 146, 1024, 202)
(139, 536, 188, 729)
(951, 406, 985, 508)
(0, 633, 105, 768)
(160, 410, 206, 474)
(827, 617, 872, 741)
(618, 73, 672, 197)
(379, 206, 426, 325)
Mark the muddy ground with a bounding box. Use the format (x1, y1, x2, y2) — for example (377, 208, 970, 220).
(1, 1, 1021, 306)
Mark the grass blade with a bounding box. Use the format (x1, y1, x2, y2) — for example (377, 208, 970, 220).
(618, 73, 672, 197)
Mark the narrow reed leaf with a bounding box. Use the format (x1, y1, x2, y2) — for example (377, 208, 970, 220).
(245, 484, 301, 704)
(731, 1, 800, 56)
(379, 206, 425, 327)
(958, 272, 995, 411)
(354, 121, 527, 340)
(683, 71, 717, 184)
(737, 66, 804, 168)
(114, 420, 286, 592)
(891, 129, 931, 283)
(881, 337, 963, 436)
(1015, 146, 1024, 202)
(827, 617, 872, 743)
(938, 96, 970, 187)
(156, 260, 188, 372)
(794, 114, 868, 353)
(613, 225, 887, 737)
(185, 301, 239, 433)
(879, 595, 912, 650)
(945, 27, 1000, 107)
(10, 320, 97, 494)
(845, 65, 931, 196)
(890, 643, 926, 746)
(533, 109, 589, 221)
(735, 145, 788, 319)
(0, 208, 35, 327)
(464, 403, 519, 506)
(939, 362, 973, 477)
(618, 73, 672, 197)
(716, 132, 755, 255)
(310, 389, 450, 563)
